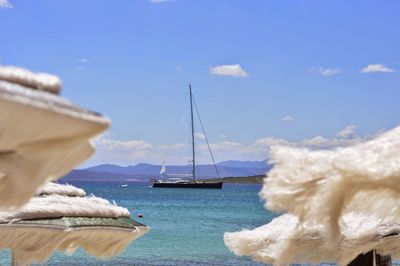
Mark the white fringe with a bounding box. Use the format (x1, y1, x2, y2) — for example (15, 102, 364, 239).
(224, 125, 400, 265)
(225, 210, 400, 265)
(0, 194, 130, 221)
(0, 65, 62, 94)
(262, 125, 400, 242)
(0, 70, 110, 210)
(0, 183, 149, 265)
(0, 223, 149, 266)
(36, 182, 86, 197)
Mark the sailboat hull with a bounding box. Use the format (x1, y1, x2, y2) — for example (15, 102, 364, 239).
(152, 182, 223, 189)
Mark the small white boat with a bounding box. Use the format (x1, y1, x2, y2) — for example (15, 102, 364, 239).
(120, 184, 128, 188)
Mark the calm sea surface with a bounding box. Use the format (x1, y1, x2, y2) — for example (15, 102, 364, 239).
(0, 182, 275, 265)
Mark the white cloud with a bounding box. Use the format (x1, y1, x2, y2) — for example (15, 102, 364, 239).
(297, 125, 364, 149)
(197, 141, 248, 162)
(210, 64, 248, 78)
(86, 134, 189, 166)
(207, 141, 243, 153)
(220, 134, 227, 138)
(246, 137, 291, 156)
(198, 125, 373, 162)
(94, 138, 152, 151)
(361, 63, 394, 73)
(301, 136, 331, 147)
(336, 125, 356, 138)
(0, 0, 12, 8)
(196, 137, 291, 162)
(161, 143, 186, 150)
(310, 67, 341, 76)
(195, 132, 206, 140)
(281, 116, 294, 123)
(85, 125, 383, 166)
(318, 67, 341, 76)
(252, 137, 291, 147)
(89, 135, 153, 166)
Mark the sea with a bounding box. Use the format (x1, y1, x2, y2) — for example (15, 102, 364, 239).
(0, 182, 273, 266)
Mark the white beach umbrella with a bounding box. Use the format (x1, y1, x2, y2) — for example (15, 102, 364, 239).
(225, 125, 400, 265)
(225, 211, 400, 265)
(0, 66, 110, 210)
(0, 183, 149, 266)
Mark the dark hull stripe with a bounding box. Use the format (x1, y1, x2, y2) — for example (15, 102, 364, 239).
(152, 182, 223, 189)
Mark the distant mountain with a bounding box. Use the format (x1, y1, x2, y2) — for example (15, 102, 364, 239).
(217, 160, 269, 169)
(61, 160, 271, 182)
(85, 163, 159, 175)
(61, 169, 147, 182)
(86, 161, 270, 177)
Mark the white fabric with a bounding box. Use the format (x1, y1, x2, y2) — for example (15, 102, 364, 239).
(0, 223, 148, 266)
(0, 194, 130, 221)
(224, 125, 400, 265)
(0, 65, 61, 94)
(0, 66, 147, 265)
(0, 78, 110, 210)
(0, 184, 149, 265)
(262, 126, 400, 242)
(36, 182, 86, 197)
(225, 210, 400, 265)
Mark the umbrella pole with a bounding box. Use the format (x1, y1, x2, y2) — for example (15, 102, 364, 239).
(11, 251, 16, 266)
(10, 252, 24, 266)
(348, 250, 391, 266)
(375, 251, 392, 266)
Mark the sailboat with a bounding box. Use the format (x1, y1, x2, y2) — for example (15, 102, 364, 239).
(151, 85, 223, 189)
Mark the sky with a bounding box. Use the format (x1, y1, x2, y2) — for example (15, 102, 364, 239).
(1, 0, 399, 167)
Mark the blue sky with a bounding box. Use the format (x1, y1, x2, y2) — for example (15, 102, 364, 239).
(1, 0, 399, 166)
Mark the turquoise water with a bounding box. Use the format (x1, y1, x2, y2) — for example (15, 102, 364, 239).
(0, 182, 275, 265)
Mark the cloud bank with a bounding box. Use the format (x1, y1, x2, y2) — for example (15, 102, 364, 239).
(85, 125, 382, 167)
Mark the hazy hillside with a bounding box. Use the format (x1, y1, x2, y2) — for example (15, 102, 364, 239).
(61, 169, 147, 182)
(217, 160, 269, 169)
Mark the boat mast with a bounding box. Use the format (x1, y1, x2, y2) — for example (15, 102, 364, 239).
(189, 84, 196, 180)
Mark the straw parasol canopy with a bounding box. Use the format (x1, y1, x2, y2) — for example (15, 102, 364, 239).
(0, 65, 110, 210)
(0, 182, 149, 266)
(225, 125, 400, 265)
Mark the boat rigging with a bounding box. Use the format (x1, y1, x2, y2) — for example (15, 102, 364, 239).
(150, 84, 223, 189)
